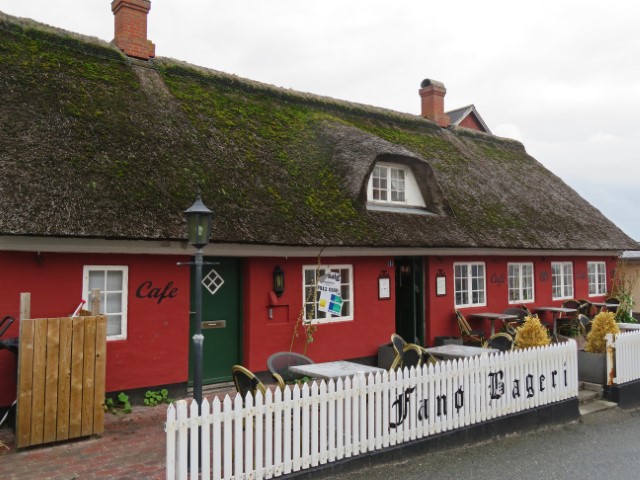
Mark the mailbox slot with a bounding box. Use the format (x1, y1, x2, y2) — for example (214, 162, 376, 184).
(202, 320, 226, 329)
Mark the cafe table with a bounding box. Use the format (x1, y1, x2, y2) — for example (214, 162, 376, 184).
(469, 312, 520, 335)
(288, 360, 385, 380)
(590, 302, 619, 311)
(535, 306, 577, 336)
(423, 344, 498, 361)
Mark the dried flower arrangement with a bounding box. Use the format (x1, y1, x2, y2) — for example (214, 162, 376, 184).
(514, 315, 550, 349)
(584, 311, 620, 354)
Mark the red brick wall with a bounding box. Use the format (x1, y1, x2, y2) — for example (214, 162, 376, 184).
(458, 113, 485, 132)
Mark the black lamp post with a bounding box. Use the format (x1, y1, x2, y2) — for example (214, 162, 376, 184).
(184, 193, 213, 408)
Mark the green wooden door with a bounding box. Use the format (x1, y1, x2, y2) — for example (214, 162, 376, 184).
(395, 257, 424, 345)
(189, 257, 242, 384)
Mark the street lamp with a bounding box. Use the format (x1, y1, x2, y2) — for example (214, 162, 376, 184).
(184, 193, 213, 408)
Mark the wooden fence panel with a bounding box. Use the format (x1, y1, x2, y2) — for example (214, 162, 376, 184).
(56, 317, 73, 441)
(16, 319, 34, 448)
(16, 315, 107, 448)
(43, 318, 60, 444)
(29, 319, 47, 445)
(69, 316, 85, 439)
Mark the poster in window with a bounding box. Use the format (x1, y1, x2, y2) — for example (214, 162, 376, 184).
(317, 272, 343, 316)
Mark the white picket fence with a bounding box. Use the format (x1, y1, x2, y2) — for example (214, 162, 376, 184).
(607, 330, 640, 384)
(165, 341, 578, 480)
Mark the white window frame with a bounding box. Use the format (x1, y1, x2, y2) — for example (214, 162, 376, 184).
(82, 265, 128, 341)
(508, 262, 535, 304)
(302, 264, 354, 324)
(587, 261, 607, 296)
(454, 262, 487, 308)
(367, 162, 426, 207)
(551, 262, 574, 300)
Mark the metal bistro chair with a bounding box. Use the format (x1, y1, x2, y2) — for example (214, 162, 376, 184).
(390, 334, 437, 371)
(455, 310, 484, 346)
(267, 351, 314, 390)
(578, 314, 592, 335)
(231, 365, 267, 400)
(604, 296, 620, 314)
(483, 332, 514, 352)
(577, 299, 595, 318)
(558, 299, 581, 336)
(390, 333, 409, 370)
(502, 307, 528, 336)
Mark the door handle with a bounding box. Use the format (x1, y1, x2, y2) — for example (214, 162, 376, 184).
(202, 320, 226, 329)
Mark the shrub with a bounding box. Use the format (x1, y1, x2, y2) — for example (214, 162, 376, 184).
(144, 388, 171, 406)
(585, 311, 620, 354)
(104, 392, 131, 414)
(514, 315, 550, 349)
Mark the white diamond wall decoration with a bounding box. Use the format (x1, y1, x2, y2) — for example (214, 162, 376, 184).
(202, 269, 224, 295)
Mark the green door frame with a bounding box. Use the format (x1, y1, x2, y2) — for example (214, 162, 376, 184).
(189, 257, 243, 384)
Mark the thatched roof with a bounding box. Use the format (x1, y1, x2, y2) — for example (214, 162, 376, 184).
(0, 12, 637, 251)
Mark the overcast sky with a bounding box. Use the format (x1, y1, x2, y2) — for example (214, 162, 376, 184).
(1, 0, 638, 242)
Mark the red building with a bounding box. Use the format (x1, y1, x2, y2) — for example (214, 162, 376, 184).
(0, 3, 637, 409)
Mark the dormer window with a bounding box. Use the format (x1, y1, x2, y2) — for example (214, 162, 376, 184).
(367, 162, 426, 211)
(371, 165, 406, 203)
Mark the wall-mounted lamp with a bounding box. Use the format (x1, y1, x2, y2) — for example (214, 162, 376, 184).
(273, 266, 285, 297)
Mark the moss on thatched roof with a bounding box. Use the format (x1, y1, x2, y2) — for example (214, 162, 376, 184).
(0, 12, 636, 251)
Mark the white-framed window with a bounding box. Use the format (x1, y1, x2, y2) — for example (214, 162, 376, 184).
(588, 261, 607, 296)
(508, 263, 535, 303)
(82, 266, 128, 340)
(454, 262, 486, 307)
(367, 162, 426, 207)
(303, 264, 353, 324)
(551, 262, 574, 300)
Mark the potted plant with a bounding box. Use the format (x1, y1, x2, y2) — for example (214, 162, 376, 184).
(578, 311, 620, 384)
(514, 315, 550, 349)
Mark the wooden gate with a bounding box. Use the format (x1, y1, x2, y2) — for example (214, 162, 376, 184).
(16, 315, 107, 448)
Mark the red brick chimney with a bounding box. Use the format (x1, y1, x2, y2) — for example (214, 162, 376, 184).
(419, 79, 450, 127)
(111, 0, 155, 60)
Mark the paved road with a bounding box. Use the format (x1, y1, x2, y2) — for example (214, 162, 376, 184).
(327, 408, 640, 480)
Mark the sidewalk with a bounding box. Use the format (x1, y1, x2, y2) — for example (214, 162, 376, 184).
(0, 385, 237, 480)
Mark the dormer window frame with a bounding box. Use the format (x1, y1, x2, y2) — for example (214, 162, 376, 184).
(371, 163, 407, 204)
(367, 161, 427, 211)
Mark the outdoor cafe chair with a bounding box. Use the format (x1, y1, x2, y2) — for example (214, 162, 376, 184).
(267, 351, 314, 390)
(578, 314, 592, 335)
(577, 299, 595, 318)
(390, 343, 433, 371)
(604, 296, 620, 313)
(502, 307, 528, 335)
(560, 299, 581, 316)
(390, 334, 436, 371)
(455, 310, 484, 346)
(483, 332, 514, 352)
(232, 365, 267, 399)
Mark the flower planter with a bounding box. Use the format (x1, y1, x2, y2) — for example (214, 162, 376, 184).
(577, 350, 607, 384)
